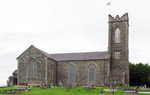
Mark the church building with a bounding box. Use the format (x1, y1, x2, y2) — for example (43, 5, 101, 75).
(15, 13, 129, 87)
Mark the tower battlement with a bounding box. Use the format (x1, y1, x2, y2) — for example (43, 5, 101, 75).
(108, 13, 129, 86)
(109, 13, 128, 22)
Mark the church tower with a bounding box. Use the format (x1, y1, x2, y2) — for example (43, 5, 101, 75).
(108, 13, 129, 86)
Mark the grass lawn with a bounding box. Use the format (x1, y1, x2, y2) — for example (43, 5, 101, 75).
(138, 89, 150, 91)
(0, 86, 148, 95)
(19, 87, 125, 95)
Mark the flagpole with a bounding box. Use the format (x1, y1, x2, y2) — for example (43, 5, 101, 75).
(106, 0, 112, 15)
(109, 0, 111, 15)
(110, 0, 111, 15)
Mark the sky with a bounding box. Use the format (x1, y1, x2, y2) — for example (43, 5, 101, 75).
(0, 0, 150, 86)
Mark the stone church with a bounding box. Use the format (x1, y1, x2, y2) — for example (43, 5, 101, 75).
(8, 13, 129, 87)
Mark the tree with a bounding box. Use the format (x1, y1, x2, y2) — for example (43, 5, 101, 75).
(129, 63, 150, 87)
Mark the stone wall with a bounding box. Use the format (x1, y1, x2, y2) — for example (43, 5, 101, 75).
(110, 75, 125, 86)
(57, 59, 109, 87)
(17, 46, 47, 85)
(7, 76, 13, 87)
(47, 58, 56, 86)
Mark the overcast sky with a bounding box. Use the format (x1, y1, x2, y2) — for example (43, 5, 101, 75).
(0, 0, 150, 86)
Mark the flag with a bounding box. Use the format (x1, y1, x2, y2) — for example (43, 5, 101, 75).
(106, 2, 111, 6)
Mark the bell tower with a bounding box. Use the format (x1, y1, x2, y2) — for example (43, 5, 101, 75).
(108, 13, 129, 86)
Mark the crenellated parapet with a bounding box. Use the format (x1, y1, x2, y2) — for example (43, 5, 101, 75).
(109, 13, 128, 22)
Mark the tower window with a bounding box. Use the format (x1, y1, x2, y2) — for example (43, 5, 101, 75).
(115, 28, 121, 43)
(115, 52, 120, 59)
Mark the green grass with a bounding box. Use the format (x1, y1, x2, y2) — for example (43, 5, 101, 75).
(0, 86, 25, 95)
(19, 86, 132, 95)
(0, 86, 25, 90)
(0, 86, 149, 95)
(20, 87, 99, 95)
(138, 89, 150, 91)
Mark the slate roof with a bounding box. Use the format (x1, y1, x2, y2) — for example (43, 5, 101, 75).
(35, 47, 108, 61)
(50, 52, 108, 61)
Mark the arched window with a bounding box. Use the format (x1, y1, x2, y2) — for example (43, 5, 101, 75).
(28, 59, 36, 78)
(68, 66, 75, 82)
(115, 28, 121, 43)
(89, 65, 95, 81)
(50, 65, 54, 80)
